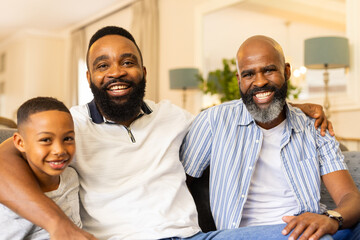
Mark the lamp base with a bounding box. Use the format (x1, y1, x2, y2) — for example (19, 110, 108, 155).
(323, 66, 330, 118)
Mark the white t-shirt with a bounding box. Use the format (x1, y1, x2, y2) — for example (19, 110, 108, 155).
(240, 120, 298, 227)
(0, 167, 81, 239)
(70, 100, 200, 240)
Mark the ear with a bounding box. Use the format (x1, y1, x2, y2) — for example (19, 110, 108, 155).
(285, 63, 291, 81)
(13, 132, 26, 153)
(86, 71, 91, 86)
(143, 66, 147, 80)
(236, 72, 240, 86)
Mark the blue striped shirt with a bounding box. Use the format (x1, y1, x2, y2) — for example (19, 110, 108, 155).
(180, 99, 347, 230)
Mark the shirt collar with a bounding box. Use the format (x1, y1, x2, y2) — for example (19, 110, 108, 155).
(86, 99, 152, 124)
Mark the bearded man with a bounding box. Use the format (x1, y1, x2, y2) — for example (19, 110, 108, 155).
(0, 28, 334, 240)
(180, 35, 360, 240)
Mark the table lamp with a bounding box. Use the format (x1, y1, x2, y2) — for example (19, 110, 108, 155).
(304, 36, 349, 118)
(169, 68, 199, 108)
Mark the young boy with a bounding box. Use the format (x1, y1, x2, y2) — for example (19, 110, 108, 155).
(0, 97, 81, 239)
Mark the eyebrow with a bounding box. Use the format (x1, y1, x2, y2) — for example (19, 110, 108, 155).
(36, 130, 75, 136)
(240, 64, 278, 76)
(92, 55, 109, 69)
(240, 69, 255, 76)
(91, 53, 139, 69)
(263, 64, 278, 70)
(121, 53, 139, 63)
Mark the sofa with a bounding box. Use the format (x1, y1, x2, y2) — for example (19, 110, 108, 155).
(0, 128, 359, 232)
(0, 128, 16, 143)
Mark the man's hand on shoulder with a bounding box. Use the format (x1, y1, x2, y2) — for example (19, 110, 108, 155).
(290, 103, 334, 137)
(281, 212, 338, 240)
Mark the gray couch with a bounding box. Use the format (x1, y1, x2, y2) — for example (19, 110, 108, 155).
(0, 128, 359, 231)
(0, 128, 16, 143)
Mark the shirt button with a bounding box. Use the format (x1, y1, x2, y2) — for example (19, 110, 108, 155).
(232, 222, 236, 226)
(255, 139, 259, 143)
(241, 194, 245, 198)
(249, 166, 252, 170)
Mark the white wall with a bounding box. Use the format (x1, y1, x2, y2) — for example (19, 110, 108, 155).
(77, 6, 133, 105)
(157, 0, 360, 148)
(0, 32, 66, 119)
(202, 6, 345, 100)
(0, 37, 27, 119)
(0, 0, 359, 149)
(158, 0, 206, 114)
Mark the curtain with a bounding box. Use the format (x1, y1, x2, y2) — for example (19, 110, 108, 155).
(131, 0, 159, 102)
(69, 28, 86, 106)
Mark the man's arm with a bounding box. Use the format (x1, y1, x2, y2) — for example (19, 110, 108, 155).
(282, 171, 360, 240)
(291, 103, 334, 136)
(322, 170, 360, 228)
(0, 138, 97, 240)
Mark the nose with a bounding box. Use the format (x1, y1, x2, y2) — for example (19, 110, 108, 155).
(107, 63, 127, 79)
(253, 73, 268, 88)
(52, 141, 67, 157)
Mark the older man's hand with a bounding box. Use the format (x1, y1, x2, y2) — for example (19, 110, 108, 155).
(282, 212, 338, 240)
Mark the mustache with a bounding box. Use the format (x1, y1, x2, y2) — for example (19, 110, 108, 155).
(101, 78, 135, 90)
(248, 85, 276, 96)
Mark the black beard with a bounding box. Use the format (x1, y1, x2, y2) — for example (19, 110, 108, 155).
(240, 81, 287, 123)
(90, 76, 146, 123)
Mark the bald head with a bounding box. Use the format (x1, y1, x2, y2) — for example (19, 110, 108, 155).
(236, 35, 285, 70)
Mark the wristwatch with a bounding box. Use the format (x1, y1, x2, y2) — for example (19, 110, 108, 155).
(323, 210, 343, 230)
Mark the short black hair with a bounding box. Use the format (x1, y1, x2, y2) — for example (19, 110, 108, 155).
(86, 26, 143, 69)
(17, 97, 71, 129)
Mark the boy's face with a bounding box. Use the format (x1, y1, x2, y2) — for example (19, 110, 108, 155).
(14, 110, 75, 178)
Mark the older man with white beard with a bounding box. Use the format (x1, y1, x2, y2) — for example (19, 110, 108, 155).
(180, 35, 360, 240)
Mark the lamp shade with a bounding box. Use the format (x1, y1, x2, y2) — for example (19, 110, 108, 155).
(169, 68, 199, 90)
(304, 36, 349, 69)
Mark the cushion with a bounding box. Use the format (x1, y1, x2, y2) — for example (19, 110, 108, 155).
(0, 128, 17, 143)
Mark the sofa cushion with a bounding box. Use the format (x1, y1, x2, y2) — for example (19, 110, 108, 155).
(0, 128, 17, 143)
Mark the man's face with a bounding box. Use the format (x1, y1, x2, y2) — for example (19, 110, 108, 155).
(86, 35, 146, 122)
(236, 42, 290, 124)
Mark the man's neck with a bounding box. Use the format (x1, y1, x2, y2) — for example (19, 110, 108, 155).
(101, 108, 141, 127)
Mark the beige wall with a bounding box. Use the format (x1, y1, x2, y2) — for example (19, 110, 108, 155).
(0, 37, 27, 119)
(158, 0, 206, 114)
(0, 32, 66, 119)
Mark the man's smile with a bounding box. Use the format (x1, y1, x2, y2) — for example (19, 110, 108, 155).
(106, 82, 132, 97)
(253, 90, 275, 105)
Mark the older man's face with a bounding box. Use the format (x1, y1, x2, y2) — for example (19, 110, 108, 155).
(236, 41, 290, 124)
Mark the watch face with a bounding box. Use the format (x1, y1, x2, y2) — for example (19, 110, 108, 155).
(327, 210, 342, 217)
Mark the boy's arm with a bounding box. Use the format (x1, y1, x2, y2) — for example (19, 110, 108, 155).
(0, 138, 97, 240)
